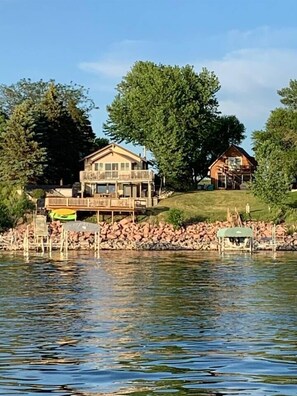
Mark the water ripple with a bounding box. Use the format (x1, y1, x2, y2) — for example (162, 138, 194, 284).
(0, 251, 296, 395)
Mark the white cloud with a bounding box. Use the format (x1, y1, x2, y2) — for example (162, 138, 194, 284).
(78, 39, 152, 79)
(79, 60, 131, 79)
(196, 47, 297, 123)
(226, 26, 297, 50)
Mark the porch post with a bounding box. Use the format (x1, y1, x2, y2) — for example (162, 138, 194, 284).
(148, 182, 152, 206)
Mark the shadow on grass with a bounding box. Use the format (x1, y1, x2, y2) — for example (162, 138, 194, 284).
(145, 206, 170, 216)
(287, 201, 297, 209)
(184, 215, 208, 225)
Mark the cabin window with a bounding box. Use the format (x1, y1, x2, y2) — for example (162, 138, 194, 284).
(120, 163, 130, 171)
(94, 163, 104, 171)
(96, 184, 115, 194)
(227, 156, 242, 169)
(105, 163, 118, 171)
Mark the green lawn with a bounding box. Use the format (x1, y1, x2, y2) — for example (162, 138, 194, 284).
(145, 190, 297, 224)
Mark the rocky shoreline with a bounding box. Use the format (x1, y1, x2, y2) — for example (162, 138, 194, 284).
(0, 218, 296, 251)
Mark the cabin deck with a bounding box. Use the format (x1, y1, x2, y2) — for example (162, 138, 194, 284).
(45, 197, 147, 213)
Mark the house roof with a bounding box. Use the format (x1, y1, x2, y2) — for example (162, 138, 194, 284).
(82, 143, 147, 163)
(209, 144, 257, 169)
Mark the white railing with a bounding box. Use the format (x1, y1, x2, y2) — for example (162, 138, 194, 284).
(80, 170, 154, 182)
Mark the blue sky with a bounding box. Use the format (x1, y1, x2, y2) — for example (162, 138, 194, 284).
(1, 0, 297, 154)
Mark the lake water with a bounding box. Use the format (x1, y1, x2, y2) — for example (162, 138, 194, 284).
(0, 251, 297, 395)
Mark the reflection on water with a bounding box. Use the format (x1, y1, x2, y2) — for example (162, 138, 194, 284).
(0, 251, 296, 395)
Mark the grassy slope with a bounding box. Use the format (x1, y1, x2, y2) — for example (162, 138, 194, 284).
(146, 190, 297, 224)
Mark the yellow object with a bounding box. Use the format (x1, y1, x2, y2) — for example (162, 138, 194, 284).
(53, 208, 76, 215)
(49, 208, 77, 221)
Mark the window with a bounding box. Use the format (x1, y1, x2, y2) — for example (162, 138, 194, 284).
(96, 184, 115, 194)
(227, 157, 242, 169)
(105, 163, 118, 171)
(96, 184, 107, 193)
(120, 163, 130, 171)
(94, 163, 104, 171)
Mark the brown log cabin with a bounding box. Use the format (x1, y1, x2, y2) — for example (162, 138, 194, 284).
(209, 144, 257, 190)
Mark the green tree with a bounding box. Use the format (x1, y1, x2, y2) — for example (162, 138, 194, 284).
(194, 115, 245, 181)
(34, 84, 91, 184)
(0, 78, 96, 116)
(104, 61, 244, 189)
(252, 80, 297, 208)
(278, 79, 297, 110)
(0, 79, 97, 185)
(0, 100, 46, 187)
(92, 136, 109, 151)
(0, 183, 34, 230)
(252, 140, 291, 208)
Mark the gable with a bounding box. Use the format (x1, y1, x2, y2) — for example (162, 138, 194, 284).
(209, 144, 256, 169)
(84, 143, 144, 164)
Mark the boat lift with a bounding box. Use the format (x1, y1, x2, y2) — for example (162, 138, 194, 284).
(217, 227, 254, 253)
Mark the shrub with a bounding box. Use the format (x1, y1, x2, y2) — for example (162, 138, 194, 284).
(30, 189, 46, 200)
(166, 208, 184, 229)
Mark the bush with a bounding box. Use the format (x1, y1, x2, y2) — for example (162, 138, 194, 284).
(0, 184, 35, 231)
(30, 189, 46, 200)
(166, 208, 184, 229)
(0, 204, 11, 232)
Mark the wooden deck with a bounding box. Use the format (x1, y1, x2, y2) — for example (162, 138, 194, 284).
(45, 197, 147, 213)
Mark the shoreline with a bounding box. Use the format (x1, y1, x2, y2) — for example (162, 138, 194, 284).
(0, 219, 296, 252)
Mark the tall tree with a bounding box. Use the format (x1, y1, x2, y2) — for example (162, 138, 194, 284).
(0, 79, 97, 184)
(0, 100, 46, 186)
(252, 80, 297, 208)
(0, 78, 96, 116)
(104, 61, 244, 189)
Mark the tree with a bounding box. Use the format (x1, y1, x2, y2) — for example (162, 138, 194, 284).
(252, 139, 291, 208)
(92, 136, 109, 152)
(0, 100, 46, 187)
(278, 79, 297, 111)
(34, 84, 93, 184)
(0, 183, 34, 230)
(193, 115, 245, 181)
(0, 78, 96, 116)
(104, 61, 244, 189)
(0, 79, 97, 185)
(252, 80, 297, 208)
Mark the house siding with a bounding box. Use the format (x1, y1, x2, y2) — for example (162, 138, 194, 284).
(209, 146, 256, 190)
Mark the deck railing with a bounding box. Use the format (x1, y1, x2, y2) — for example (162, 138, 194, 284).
(45, 197, 147, 210)
(219, 164, 253, 173)
(80, 169, 154, 182)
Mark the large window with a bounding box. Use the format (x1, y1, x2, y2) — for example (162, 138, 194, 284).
(227, 157, 242, 169)
(96, 184, 115, 194)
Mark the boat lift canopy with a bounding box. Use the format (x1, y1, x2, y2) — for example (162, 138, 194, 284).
(217, 227, 253, 239)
